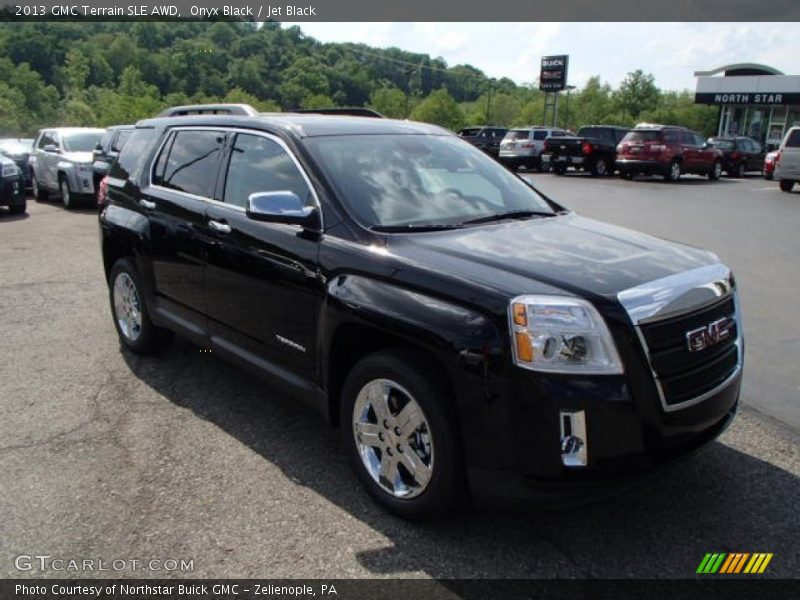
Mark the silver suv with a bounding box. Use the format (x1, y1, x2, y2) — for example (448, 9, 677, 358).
(498, 126, 572, 171)
(775, 126, 800, 193)
(30, 127, 105, 208)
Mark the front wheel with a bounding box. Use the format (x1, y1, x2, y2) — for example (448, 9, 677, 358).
(8, 200, 26, 215)
(60, 176, 73, 209)
(708, 160, 722, 180)
(780, 180, 795, 192)
(109, 258, 173, 354)
(341, 349, 465, 521)
(732, 162, 745, 178)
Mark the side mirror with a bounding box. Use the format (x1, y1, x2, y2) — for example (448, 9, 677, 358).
(43, 144, 59, 153)
(246, 191, 320, 229)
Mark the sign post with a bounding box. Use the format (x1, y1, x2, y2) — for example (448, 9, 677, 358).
(540, 55, 569, 127)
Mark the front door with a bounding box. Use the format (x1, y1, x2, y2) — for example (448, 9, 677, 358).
(204, 131, 322, 382)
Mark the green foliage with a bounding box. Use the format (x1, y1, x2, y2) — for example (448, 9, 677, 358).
(410, 88, 465, 131)
(0, 23, 718, 137)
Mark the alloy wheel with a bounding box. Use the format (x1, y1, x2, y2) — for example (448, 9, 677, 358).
(61, 179, 71, 208)
(113, 272, 142, 342)
(352, 378, 434, 499)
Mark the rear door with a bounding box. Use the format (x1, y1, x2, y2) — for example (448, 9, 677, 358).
(679, 131, 700, 170)
(779, 128, 800, 179)
(144, 128, 225, 320)
(204, 130, 323, 382)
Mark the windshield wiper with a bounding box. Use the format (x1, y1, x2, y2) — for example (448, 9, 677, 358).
(369, 223, 464, 233)
(460, 210, 555, 226)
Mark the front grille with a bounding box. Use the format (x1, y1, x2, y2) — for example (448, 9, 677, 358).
(639, 296, 739, 408)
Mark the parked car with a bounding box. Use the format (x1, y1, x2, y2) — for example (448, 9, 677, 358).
(763, 150, 778, 180)
(457, 126, 508, 157)
(616, 124, 723, 181)
(707, 136, 765, 178)
(498, 126, 573, 171)
(0, 154, 25, 215)
(93, 125, 134, 203)
(0, 138, 34, 189)
(30, 127, 105, 208)
(101, 108, 742, 520)
(774, 126, 800, 192)
(543, 125, 629, 176)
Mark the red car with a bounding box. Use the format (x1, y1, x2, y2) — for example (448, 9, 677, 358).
(616, 124, 723, 181)
(763, 150, 778, 180)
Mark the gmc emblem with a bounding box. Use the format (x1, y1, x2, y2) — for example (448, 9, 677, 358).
(686, 317, 734, 353)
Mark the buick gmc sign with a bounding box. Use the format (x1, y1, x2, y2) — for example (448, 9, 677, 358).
(540, 55, 569, 91)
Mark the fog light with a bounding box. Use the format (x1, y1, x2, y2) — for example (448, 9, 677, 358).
(560, 410, 587, 467)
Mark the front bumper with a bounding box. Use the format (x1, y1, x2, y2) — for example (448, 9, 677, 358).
(0, 174, 24, 206)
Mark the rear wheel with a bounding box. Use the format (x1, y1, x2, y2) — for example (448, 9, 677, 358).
(32, 174, 48, 202)
(732, 161, 745, 178)
(553, 164, 567, 175)
(341, 349, 465, 521)
(708, 160, 722, 180)
(591, 158, 608, 177)
(8, 200, 26, 215)
(109, 258, 173, 354)
(780, 180, 795, 192)
(665, 160, 681, 182)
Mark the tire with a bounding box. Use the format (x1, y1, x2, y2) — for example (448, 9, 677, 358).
(59, 175, 73, 209)
(340, 348, 465, 521)
(31, 173, 48, 202)
(591, 158, 608, 177)
(109, 258, 173, 354)
(536, 158, 549, 173)
(665, 160, 681, 182)
(708, 160, 722, 181)
(553, 164, 567, 175)
(8, 200, 26, 215)
(780, 180, 795, 192)
(732, 162, 745, 178)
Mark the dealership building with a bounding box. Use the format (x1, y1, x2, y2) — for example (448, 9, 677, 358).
(694, 63, 800, 150)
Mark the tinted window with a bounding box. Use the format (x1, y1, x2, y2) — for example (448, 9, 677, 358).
(663, 131, 680, 144)
(623, 130, 661, 142)
(784, 129, 800, 147)
(109, 128, 156, 182)
(38, 132, 55, 149)
(750, 140, 762, 153)
(459, 128, 481, 137)
(505, 130, 529, 140)
(679, 131, 695, 145)
(579, 128, 608, 141)
(154, 130, 224, 197)
(693, 134, 706, 146)
(113, 130, 133, 152)
(709, 139, 734, 151)
(533, 131, 548, 140)
(222, 133, 312, 209)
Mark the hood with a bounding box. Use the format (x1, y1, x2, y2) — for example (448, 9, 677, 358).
(62, 151, 94, 164)
(387, 213, 718, 301)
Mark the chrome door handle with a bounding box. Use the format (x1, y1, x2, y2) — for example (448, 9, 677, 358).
(208, 220, 232, 234)
(139, 199, 156, 210)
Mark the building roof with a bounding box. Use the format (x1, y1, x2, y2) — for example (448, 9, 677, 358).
(694, 63, 784, 77)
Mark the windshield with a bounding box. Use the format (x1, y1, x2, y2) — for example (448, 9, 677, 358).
(62, 132, 102, 152)
(459, 128, 481, 137)
(709, 139, 734, 151)
(622, 130, 662, 143)
(306, 134, 555, 229)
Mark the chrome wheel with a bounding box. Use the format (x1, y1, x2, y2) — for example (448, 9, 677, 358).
(713, 161, 722, 179)
(669, 161, 681, 180)
(352, 378, 434, 499)
(60, 179, 71, 208)
(113, 272, 142, 342)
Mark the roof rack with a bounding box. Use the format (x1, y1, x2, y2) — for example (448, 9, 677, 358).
(156, 103, 258, 117)
(293, 107, 385, 118)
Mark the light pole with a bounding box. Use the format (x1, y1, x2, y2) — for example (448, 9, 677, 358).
(564, 85, 576, 131)
(486, 78, 496, 124)
(403, 67, 417, 119)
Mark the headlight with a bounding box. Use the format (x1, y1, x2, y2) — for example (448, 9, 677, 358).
(2, 163, 19, 177)
(509, 295, 623, 374)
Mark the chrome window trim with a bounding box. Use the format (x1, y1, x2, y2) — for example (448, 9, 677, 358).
(146, 125, 323, 227)
(618, 263, 743, 413)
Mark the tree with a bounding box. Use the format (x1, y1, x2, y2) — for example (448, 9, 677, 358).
(410, 88, 465, 131)
(369, 87, 407, 119)
(615, 70, 660, 121)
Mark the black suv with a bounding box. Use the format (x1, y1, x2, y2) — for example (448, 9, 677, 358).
(707, 136, 765, 178)
(100, 109, 742, 520)
(457, 126, 508, 157)
(93, 125, 134, 203)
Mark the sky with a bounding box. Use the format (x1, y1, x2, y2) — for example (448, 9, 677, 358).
(283, 22, 800, 92)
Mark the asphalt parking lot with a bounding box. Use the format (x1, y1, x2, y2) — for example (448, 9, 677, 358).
(0, 175, 798, 581)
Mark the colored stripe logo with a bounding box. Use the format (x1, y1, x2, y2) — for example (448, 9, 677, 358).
(697, 553, 773, 574)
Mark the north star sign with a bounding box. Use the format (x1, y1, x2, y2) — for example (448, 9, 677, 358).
(695, 92, 800, 105)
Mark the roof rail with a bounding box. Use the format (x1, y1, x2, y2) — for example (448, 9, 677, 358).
(293, 107, 385, 118)
(156, 103, 258, 117)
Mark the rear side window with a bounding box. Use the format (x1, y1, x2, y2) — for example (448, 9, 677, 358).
(785, 129, 800, 147)
(222, 133, 312, 209)
(459, 128, 481, 137)
(505, 130, 529, 140)
(109, 128, 156, 182)
(113, 130, 132, 152)
(533, 131, 548, 141)
(623, 130, 661, 142)
(153, 130, 224, 197)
